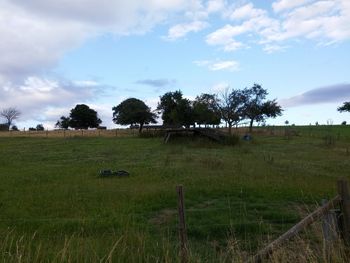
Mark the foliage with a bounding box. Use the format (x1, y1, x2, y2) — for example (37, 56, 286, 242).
(218, 89, 246, 134)
(69, 104, 102, 129)
(11, 125, 19, 131)
(338, 102, 350, 113)
(36, 124, 45, 131)
(112, 98, 157, 133)
(243, 84, 283, 132)
(0, 107, 20, 130)
(193, 93, 221, 127)
(55, 116, 70, 129)
(157, 90, 194, 127)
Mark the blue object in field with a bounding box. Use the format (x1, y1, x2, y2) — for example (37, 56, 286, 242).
(243, 134, 252, 141)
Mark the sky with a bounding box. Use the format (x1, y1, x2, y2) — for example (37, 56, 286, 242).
(0, 0, 350, 129)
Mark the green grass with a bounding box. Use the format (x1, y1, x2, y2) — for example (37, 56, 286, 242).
(0, 127, 350, 262)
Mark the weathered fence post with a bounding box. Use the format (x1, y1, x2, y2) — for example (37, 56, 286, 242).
(176, 185, 188, 263)
(321, 199, 339, 261)
(337, 179, 350, 244)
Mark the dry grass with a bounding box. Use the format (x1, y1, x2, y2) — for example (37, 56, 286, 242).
(0, 129, 137, 138)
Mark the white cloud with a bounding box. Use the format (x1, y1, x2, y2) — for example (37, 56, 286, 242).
(206, 0, 225, 13)
(263, 44, 288, 53)
(228, 3, 266, 20)
(0, 0, 194, 81)
(0, 76, 105, 128)
(165, 20, 208, 40)
(272, 0, 311, 13)
(209, 61, 240, 71)
(206, 24, 246, 51)
(206, 0, 350, 52)
(194, 59, 240, 71)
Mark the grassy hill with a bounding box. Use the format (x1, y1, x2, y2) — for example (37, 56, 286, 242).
(0, 126, 349, 262)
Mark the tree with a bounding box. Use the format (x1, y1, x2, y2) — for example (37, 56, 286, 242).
(193, 93, 221, 127)
(157, 91, 195, 128)
(112, 98, 157, 133)
(242, 84, 282, 132)
(218, 89, 246, 134)
(69, 104, 102, 129)
(0, 107, 20, 130)
(36, 124, 44, 131)
(55, 116, 70, 129)
(338, 102, 350, 113)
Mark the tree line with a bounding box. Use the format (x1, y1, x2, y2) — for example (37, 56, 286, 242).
(54, 84, 282, 134)
(1, 84, 349, 132)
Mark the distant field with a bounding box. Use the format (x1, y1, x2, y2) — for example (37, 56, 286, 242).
(0, 126, 350, 262)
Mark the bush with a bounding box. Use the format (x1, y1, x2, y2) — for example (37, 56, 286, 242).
(341, 121, 347, 125)
(0, 124, 9, 131)
(11, 125, 19, 131)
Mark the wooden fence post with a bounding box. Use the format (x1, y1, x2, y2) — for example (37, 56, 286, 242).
(337, 179, 350, 244)
(176, 185, 188, 263)
(321, 199, 339, 261)
(251, 195, 341, 263)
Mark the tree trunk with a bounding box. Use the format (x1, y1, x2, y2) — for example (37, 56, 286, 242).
(249, 118, 254, 132)
(228, 123, 232, 135)
(138, 123, 144, 134)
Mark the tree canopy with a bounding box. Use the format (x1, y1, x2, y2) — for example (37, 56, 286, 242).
(338, 102, 350, 113)
(193, 93, 221, 127)
(112, 98, 157, 133)
(56, 104, 101, 129)
(242, 84, 282, 132)
(55, 116, 70, 129)
(157, 91, 194, 128)
(69, 104, 101, 129)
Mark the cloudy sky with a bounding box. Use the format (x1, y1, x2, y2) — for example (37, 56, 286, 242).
(0, 0, 350, 129)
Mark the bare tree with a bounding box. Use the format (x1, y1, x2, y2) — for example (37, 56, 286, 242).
(218, 88, 246, 135)
(0, 107, 21, 130)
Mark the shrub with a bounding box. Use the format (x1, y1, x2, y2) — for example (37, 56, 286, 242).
(341, 121, 347, 125)
(0, 124, 9, 131)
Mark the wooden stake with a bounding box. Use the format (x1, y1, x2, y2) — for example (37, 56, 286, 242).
(337, 179, 350, 244)
(176, 185, 188, 263)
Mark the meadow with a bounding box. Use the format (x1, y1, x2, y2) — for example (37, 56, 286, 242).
(0, 125, 350, 262)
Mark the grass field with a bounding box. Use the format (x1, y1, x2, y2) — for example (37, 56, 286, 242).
(0, 126, 350, 262)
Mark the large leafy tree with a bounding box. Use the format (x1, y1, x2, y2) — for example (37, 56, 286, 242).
(338, 102, 350, 113)
(193, 93, 221, 128)
(218, 89, 246, 134)
(157, 91, 194, 128)
(243, 84, 282, 132)
(112, 98, 157, 133)
(68, 104, 102, 129)
(0, 107, 20, 130)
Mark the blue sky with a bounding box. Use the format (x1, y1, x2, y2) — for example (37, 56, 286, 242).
(0, 0, 350, 129)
